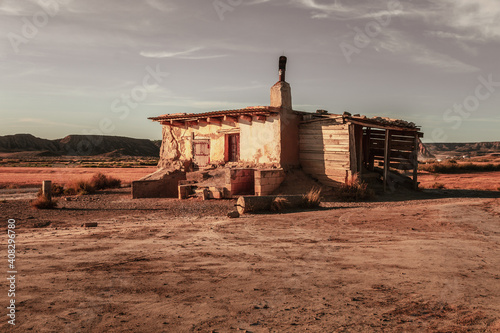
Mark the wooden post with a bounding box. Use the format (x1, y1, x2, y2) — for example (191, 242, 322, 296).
(42, 180, 52, 200)
(348, 123, 357, 182)
(355, 125, 363, 180)
(413, 133, 419, 190)
(383, 130, 390, 192)
(366, 128, 374, 171)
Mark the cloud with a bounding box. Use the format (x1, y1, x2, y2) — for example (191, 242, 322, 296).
(140, 47, 228, 60)
(0, 0, 33, 16)
(411, 49, 479, 73)
(292, 0, 357, 19)
(437, 0, 500, 40)
(144, 0, 175, 12)
(373, 29, 479, 73)
(291, 0, 415, 21)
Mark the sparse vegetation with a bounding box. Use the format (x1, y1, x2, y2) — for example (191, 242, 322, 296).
(65, 180, 96, 195)
(420, 161, 500, 174)
(32, 173, 122, 196)
(90, 173, 121, 190)
(302, 187, 322, 208)
(271, 197, 291, 212)
(431, 182, 446, 189)
(31, 195, 58, 209)
(0, 156, 159, 168)
(335, 180, 375, 202)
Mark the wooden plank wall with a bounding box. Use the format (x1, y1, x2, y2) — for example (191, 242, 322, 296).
(299, 122, 350, 186)
(365, 128, 416, 171)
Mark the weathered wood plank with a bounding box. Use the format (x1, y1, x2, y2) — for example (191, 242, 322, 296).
(301, 160, 350, 170)
(299, 152, 350, 160)
(299, 133, 350, 139)
(349, 124, 357, 173)
(384, 129, 390, 192)
(299, 144, 350, 152)
(365, 128, 422, 137)
(370, 148, 413, 160)
(300, 128, 349, 134)
(301, 124, 349, 130)
(299, 138, 350, 146)
(370, 141, 414, 151)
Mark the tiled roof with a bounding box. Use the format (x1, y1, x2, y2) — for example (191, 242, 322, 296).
(149, 106, 281, 122)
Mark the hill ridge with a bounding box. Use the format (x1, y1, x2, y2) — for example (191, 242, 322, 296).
(0, 134, 161, 157)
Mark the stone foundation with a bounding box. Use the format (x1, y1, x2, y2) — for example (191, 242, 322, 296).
(254, 169, 285, 196)
(132, 169, 186, 198)
(225, 168, 255, 196)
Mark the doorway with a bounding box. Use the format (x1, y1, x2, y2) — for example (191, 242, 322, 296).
(226, 134, 240, 162)
(193, 139, 210, 168)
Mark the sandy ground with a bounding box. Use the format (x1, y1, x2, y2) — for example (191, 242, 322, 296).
(418, 172, 500, 191)
(1, 184, 499, 332)
(0, 167, 157, 188)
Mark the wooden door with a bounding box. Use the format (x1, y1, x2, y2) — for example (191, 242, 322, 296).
(193, 139, 210, 167)
(227, 134, 240, 162)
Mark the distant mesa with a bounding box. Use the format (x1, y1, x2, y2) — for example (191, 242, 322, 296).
(424, 141, 500, 159)
(0, 134, 161, 157)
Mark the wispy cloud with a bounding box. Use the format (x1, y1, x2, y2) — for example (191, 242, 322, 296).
(0, 0, 34, 16)
(411, 49, 479, 73)
(292, 0, 356, 19)
(140, 47, 227, 60)
(436, 0, 500, 40)
(144, 0, 175, 13)
(374, 29, 479, 73)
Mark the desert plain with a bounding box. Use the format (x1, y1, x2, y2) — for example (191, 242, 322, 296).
(0, 167, 499, 332)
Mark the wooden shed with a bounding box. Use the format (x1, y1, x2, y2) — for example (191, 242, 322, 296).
(299, 112, 423, 191)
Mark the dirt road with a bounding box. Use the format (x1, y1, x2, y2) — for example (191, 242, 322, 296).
(1, 189, 499, 332)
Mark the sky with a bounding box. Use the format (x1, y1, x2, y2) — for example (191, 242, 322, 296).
(0, 0, 499, 143)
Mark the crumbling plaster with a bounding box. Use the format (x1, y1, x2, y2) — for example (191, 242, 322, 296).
(158, 116, 282, 168)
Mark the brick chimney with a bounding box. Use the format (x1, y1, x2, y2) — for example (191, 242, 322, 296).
(270, 56, 292, 110)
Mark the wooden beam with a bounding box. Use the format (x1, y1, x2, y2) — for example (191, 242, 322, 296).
(349, 119, 421, 133)
(207, 117, 222, 125)
(197, 119, 208, 125)
(170, 120, 185, 127)
(383, 129, 391, 192)
(186, 121, 198, 127)
(240, 115, 252, 123)
(224, 115, 238, 123)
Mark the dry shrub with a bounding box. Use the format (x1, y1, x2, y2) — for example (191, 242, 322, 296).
(335, 180, 374, 202)
(90, 173, 121, 190)
(51, 183, 65, 196)
(432, 182, 446, 189)
(31, 196, 58, 209)
(65, 180, 96, 195)
(37, 183, 65, 197)
(271, 197, 291, 212)
(420, 161, 500, 173)
(302, 187, 322, 208)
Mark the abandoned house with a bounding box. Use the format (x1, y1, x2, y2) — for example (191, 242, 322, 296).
(132, 56, 423, 199)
